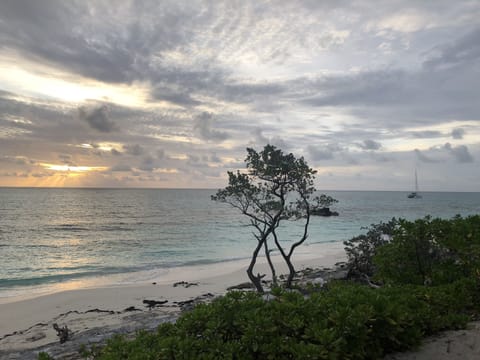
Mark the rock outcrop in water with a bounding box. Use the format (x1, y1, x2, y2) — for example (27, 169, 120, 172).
(311, 207, 339, 217)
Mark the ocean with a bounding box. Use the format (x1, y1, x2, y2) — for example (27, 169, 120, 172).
(1, 188, 479, 299)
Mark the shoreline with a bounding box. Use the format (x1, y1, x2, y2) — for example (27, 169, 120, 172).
(0, 242, 346, 358)
(0, 241, 345, 305)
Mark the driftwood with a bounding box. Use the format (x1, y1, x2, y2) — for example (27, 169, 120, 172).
(52, 323, 71, 344)
(142, 299, 168, 310)
(173, 281, 199, 288)
(227, 282, 255, 291)
(174, 293, 215, 312)
(123, 306, 141, 312)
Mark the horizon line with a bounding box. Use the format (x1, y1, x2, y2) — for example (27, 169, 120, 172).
(0, 186, 479, 193)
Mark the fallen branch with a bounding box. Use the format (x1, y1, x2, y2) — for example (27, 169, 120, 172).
(53, 323, 71, 344)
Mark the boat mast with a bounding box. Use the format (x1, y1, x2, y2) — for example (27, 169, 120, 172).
(415, 168, 419, 193)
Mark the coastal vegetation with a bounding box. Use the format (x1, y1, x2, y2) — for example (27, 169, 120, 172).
(212, 145, 338, 292)
(67, 214, 480, 360)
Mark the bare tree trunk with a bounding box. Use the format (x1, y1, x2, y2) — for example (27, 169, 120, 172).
(285, 255, 296, 288)
(264, 240, 277, 286)
(271, 229, 295, 288)
(247, 238, 265, 293)
(284, 199, 311, 288)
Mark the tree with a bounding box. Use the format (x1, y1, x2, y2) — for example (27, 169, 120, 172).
(212, 145, 333, 292)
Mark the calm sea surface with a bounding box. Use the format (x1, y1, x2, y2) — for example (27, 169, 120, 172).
(0, 188, 479, 298)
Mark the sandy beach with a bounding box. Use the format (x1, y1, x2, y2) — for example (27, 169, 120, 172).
(0, 242, 346, 359)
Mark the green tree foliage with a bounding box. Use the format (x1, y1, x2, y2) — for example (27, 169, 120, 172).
(314, 194, 338, 209)
(212, 145, 333, 292)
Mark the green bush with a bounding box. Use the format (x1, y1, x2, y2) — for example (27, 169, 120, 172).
(81, 277, 479, 360)
(374, 215, 480, 285)
(344, 218, 398, 277)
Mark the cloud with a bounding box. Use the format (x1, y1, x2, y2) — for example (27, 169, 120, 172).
(252, 128, 269, 145)
(110, 164, 131, 172)
(451, 128, 465, 139)
(123, 144, 145, 156)
(357, 139, 382, 150)
(410, 131, 443, 139)
(307, 144, 339, 161)
(1, 1, 479, 190)
(156, 149, 165, 159)
(444, 143, 474, 163)
(78, 105, 117, 133)
(423, 27, 480, 70)
(194, 112, 229, 142)
(414, 149, 441, 163)
(296, 25, 480, 128)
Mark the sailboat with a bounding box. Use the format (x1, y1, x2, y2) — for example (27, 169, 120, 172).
(407, 169, 422, 199)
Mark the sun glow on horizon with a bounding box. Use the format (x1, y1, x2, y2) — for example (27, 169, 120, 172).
(41, 163, 108, 173)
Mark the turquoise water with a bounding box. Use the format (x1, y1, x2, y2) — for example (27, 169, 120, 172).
(0, 188, 479, 296)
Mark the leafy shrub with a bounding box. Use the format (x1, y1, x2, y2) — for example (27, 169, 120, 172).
(81, 277, 479, 360)
(374, 215, 480, 285)
(38, 353, 54, 360)
(344, 218, 399, 277)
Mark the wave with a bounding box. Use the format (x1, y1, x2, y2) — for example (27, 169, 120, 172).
(0, 266, 139, 289)
(47, 223, 135, 232)
(50, 224, 89, 232)
(180, 255, 250, 268)
(98, 225, 134, 232)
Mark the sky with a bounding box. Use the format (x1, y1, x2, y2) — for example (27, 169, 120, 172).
(0, 0, 479, 191)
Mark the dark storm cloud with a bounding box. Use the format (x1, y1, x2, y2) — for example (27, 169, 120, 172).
(78, 105, 117, 133)
(444, 143, 474, 163)
(194, 112, 229, 142)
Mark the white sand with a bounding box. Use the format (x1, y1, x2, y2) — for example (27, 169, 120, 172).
(385, 321, 480, 360)
(0, 242, 346, 354)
